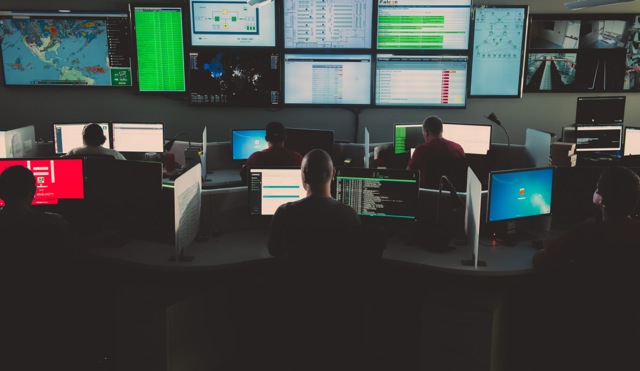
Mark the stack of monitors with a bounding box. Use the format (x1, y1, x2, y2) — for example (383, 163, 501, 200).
(0, 158, 85, 206)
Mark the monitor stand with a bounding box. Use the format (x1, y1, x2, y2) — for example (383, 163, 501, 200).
(491, 220, 537, 246)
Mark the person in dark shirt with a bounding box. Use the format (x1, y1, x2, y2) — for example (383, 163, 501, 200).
(240, 121, 303, 183)
(407, 115, 466, 188)
(267, 148, 361, 257)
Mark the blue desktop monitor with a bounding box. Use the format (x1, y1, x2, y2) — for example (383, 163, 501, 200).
(0, 10, 132, 87)
(247, 166, 305, 216)
(334, 167, 419, 220)
(232, 129, 268, 160)
(487, 167, 554, 223)
(52, 122, 111, 155)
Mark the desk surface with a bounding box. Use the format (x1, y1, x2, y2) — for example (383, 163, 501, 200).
(89, 227, 545, 276)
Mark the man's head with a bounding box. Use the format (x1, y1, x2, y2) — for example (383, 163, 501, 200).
(83, 123, 107, 146)
(301, 149, 334, 194)
(0, 165, 36, 206)
(422, 115, 444, 142)
(265, 121, 286, 146)
(593, 166, 640, 218)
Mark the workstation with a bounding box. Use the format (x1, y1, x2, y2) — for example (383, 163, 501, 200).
(1, 0, 639, 370)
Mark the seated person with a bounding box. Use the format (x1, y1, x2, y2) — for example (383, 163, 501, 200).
(533, 165, 640, 268)
(267, 149, 361, 257)
(240, 121, 303, 183)
(66, 123, 126, 160)
(407, 116, 466, 189)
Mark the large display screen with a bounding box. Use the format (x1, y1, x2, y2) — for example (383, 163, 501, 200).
(130, 4, 186, 92)
(111, 122, 165, 153)
(52, 123, 111, 155)
(248, 167, 306, 216)
(284, 53, 372, 105)
(283, 0, 372, 49)
(189, 49, 281, 106)
(469, 6, 528, 97)
(334, 167, 419, 220)
(487, 167, 553, 223)
(575, 96, 625, 125)
(375, 55, 467, 107)
(0, 158, 85, 206)
(189, 0, 277, 47)
(0, 11, 132, 87)
(232, 129, 268, 160)
(376, 0, 471, 50)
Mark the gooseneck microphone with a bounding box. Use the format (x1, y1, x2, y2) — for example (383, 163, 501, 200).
(485, 112, 511, 155)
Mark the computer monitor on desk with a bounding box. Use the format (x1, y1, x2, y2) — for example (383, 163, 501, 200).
(111, 122, 164, 153)
(486, 167, 554, 243)
(52, 122, 111, 155)
(623, 127, 640, 156)
(562, 125, 623, 155)
(232, 129, 267, 160)
(393, 122, 492, 155)
(248, 167, 305, 216)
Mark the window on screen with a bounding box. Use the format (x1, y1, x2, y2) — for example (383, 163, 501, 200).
(248, 167, 305, 215)
(283, 0, 372, 49)
(284, 54, 372, 105)
(0, 158, 84, 206)
(189, 0, 276, 47)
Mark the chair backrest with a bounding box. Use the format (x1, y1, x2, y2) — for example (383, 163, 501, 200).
(422, 156, 468, 191)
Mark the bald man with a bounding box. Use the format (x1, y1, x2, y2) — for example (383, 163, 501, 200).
(267, 149, 361, 257)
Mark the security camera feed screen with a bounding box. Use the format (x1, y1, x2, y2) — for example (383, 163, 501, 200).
(0, 158, 85, 206)
(487, 167, 553, 223)
(525, 53, 577, 92)
(0, 11, 132, 86)
(189, 50, 281, 106)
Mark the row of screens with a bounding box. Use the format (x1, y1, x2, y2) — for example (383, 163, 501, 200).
(52, 122, 164, 155)
(0, 157, 162, 207)
(247, 166, 554, 225)
(562, 125, 640, 155)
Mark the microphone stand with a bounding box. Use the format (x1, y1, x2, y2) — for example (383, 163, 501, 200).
(486, 112, 511, 156)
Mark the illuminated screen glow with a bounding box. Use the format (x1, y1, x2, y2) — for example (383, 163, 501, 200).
(232, 129, 267, 160)
(112, 122, 164, 153)
(52, 123, 111, 155)
(248, 167, 305, 216)
(487, 167, 553, 223)
(0, 158, 85, 206)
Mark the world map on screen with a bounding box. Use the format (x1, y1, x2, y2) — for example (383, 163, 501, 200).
(1, 19, 118, 86)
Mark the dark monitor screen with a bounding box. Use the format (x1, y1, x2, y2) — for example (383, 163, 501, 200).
(575, 96, 625, 125)
(393, 122, 492, 155)
(112, 122, 164, 153)
(562, 125, 623, 152)
(0, 158, 85, 206)
(284, 128, 334, 157)
(283, 0, 373, 49)
(232, 129, 267, 160)
(624, 127, 640, 156)
(188, 0, 277, 47)
(487, 167, 554, 223)
(52, 123, 111, 155)
(334, 167, 419, 220)
(248, 167, 305, 216)
(0, 10, 132, 87)
(188, 49, 281, 106)
(375, 55, 468, 107)
(130, 4, 186, 92)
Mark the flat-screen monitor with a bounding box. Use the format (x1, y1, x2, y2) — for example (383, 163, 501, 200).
(283, 0, 373, 49)
(130, 4, 186, 92)
(111, 122, 165, 153)
(375, 55, 468, 107)
(393, 122, 492, 155)
(624, 127, 640, 156)
(0, 11, 132, 87)
(469, 6, 528, 97)
(4, 125, 37, 158)
(334, 167, 419, 220)
(188, 49, 281, 106)
(524, 52, 578, 92)
(283, 53, 372, 105)
(232, 129, 267, 160)
(575, 96, 625, 125)
(487, 167, 553, 223)
(188, 0, 277, 47)
(284, 128, 334, 157)
(52, 123, 111, 155)
(248, 167, 305, 216)
(562, 125, 623, 152)
(376, 0, 471, 50)
(0, 158, 85, 206)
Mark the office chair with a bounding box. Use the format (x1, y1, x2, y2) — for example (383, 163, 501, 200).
(281, 224, 387, 370)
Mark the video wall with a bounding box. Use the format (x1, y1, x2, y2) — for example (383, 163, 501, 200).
(1, 1, 638, 108)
